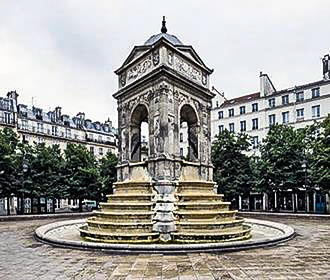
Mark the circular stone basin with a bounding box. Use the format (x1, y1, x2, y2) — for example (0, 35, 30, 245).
(35, 218, 295, 254)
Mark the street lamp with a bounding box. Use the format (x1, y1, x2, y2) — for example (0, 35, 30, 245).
(21, 162, 28, 215)
(302, 159, 308, 212)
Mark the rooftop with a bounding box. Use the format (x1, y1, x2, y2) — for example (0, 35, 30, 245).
(144, 16, 183, 46)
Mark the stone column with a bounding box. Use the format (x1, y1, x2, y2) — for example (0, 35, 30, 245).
(238, 195, 242, 210)
(152, 181, 177, 242)
(263, 193, 268, 211)
(313, 192, 316, 213)
(306, 192, 310, 212)
(274, 191, 278, 210)
(326, 193, 330, 214)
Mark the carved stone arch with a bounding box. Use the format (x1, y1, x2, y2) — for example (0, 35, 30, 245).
(179, 103, 200, 161)
(129, 103, 149, 162)
(178, 102, 200, 126)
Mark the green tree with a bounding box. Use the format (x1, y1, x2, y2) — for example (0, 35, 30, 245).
(21, 143, 66, 213)
(259, 124, 306, 211)
(98, 151, 118, 202)
(64, 143, 101, 212)
(211, 130, 253, 204)
(0, 128, 20, 215)
(310, 115, 330, 193)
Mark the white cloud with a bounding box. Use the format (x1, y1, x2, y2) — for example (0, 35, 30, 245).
(0, 0, 330, 126)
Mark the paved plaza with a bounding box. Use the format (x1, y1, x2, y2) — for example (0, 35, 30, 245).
(0, 215, 329, 280)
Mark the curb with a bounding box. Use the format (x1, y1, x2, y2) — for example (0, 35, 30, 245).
(34, 218, 295, 254)
(0, 212, 93, 222)
(239, 211, 330, 220)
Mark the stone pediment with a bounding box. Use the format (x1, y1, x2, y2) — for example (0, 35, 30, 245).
(118, 46, 151, 71)
(176, 46, 211, 72)
(115, 38, 213, 93)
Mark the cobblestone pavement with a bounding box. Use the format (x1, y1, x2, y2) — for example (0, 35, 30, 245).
(0, 216, 329, 280)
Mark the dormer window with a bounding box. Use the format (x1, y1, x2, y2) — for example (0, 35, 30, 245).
(312, 88, 320, 98)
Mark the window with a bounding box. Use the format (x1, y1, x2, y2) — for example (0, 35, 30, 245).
(98, 135, 102, 142)
(282, 111, 289, 124)
(99, 147, 103, 156)
(312, 88, 320, 98)
(268, 114, 276, 126)
(312, 105, 320, 118)
(218, 125, 224, 134)
(90, 146, 94, 154)
(240, 106, 246, 115)
(296, 108, 304, 118)
(268, 98, 275, 108)
(252, 136, 259, 149)
(229, 123, 235, 132)
(218, 111, 223, 119)
(296, 91, 304, 102)
(21, 120, 28, 130)
(252, 118, 258, 130)
(180, 148, 183, 157)
(66, 128, 71, 138)
(240, 121, 246, 132)
(37, 123, 43, 133)
(180, 133, 183, 142)
(216, 101, 219, 107)
(51, 126, 58, 136)
(4, 112, 11, 124)
(252, 103, 258, 112)
(228, 108, 234, 117)
(282, 95, 289, 105)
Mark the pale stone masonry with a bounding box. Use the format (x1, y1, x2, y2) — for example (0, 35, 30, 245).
(211, 54, 330, 151)
(81, 18, 251, 243)
(0, 91, 118, 159)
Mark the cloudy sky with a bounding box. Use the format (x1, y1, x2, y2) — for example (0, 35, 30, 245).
(1, 1, 330, 126)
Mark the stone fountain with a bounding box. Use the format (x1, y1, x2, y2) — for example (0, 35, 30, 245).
(79, 17, 251, 244)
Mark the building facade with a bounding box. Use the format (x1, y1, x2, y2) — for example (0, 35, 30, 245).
(0, 91, 118, 158)
(211, 55, 330, 149)
(210, 55, 330, 213)
(0, 91, 118, 215)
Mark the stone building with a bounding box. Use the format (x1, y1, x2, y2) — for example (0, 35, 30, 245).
(80, 17, 250, 243)
(0, 91, 118, 158)
(211, 55, 330, 149)
(210, 55, 330, 213)
(0, 91, 118, 215)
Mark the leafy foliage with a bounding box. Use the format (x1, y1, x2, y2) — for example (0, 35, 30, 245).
(258, 124, 306, 194)
(212, 130, 253, 198)
(98, 150, 118, 202)
(310, 114, 330, 192)
(0, 128, 20, 199)
(0, 128, 118, 213)
(63, 143, 101, 211)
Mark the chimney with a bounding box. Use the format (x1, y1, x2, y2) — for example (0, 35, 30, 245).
(322, 54, 330, 80)
(260, 71, 276, 97)
(55, 106, 62, 121)
(7, 90, 19, 101)
(105, 118, 113, 127)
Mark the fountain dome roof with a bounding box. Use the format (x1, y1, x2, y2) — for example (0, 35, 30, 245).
(144, 16, 183, 46)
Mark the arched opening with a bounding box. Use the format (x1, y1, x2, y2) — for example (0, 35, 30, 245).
(180, 104, 199, 161)
(130, 104, 149, 162)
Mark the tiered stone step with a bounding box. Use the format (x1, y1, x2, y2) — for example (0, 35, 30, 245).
(80, 181, 159, 243)
(173, 181, 251, 243)
(99, 202, 153, 212)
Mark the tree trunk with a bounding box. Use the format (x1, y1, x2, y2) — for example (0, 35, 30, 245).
(53, 198, 56, 213)
(17, 196, 20, 215)
(7, 197, 10, 216)
(38, 197, 41, 214)
(79, 198, 83, 212)
(20, 194, 25, 215)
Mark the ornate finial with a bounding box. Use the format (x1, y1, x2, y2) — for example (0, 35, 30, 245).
(161, 16, 167, 33)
